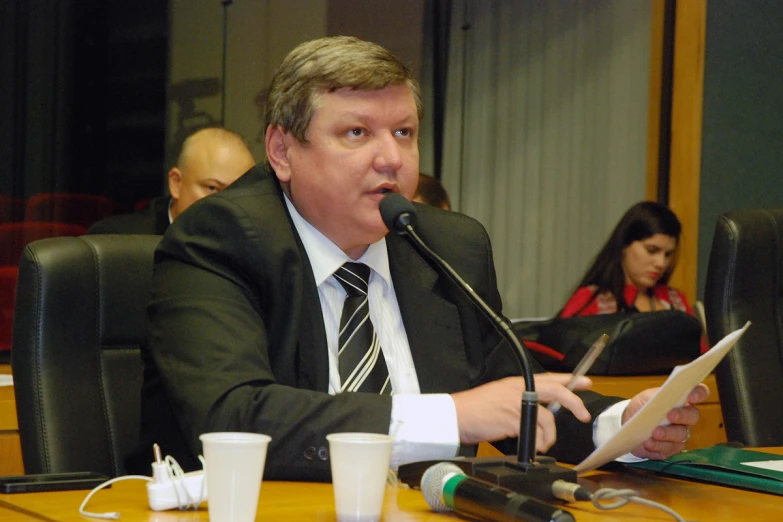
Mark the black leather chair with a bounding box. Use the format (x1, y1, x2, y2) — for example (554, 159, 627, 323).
(704, 209, 783, 446)
(11, 234, 161, 476)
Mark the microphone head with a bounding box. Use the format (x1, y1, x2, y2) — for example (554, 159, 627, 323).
(420, 462, 466, 513)
(379, 193, 417, 234)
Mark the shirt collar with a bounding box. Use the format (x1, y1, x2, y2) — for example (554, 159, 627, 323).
(283, 194, 391, 288)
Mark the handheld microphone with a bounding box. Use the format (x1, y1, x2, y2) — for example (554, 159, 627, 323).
(383, 194, 580, 500)
(421, 462, 575, 522)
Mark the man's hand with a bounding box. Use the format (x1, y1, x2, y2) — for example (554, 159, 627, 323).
(451, 373, 593, 452)
(625, 383, 710, 460)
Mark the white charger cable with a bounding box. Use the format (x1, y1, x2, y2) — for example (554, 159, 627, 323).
(79, 444, 207, 520)
(79, 475, 153, 520)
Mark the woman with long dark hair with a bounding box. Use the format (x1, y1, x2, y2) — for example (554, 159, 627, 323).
(561, 201, 692, 318)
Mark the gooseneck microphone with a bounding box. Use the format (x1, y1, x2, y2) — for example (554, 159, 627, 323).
(383, 193, 580, 502)
(421, 463, 576, 522)
(380, 193, 537, 465)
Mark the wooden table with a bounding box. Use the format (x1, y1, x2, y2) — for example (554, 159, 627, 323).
(0, 365, 726, 480)
(0, 365, 21, 476)
(2, 455, 783, 521)
(0, 364, 766, 521)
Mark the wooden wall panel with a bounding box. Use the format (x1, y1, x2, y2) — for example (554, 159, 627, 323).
(646, 0, 665, 201)
(667, 0, 707, 303)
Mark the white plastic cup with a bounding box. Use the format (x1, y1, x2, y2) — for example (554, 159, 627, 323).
(199, 432, 272, 522)
(326, 432, 393, 522)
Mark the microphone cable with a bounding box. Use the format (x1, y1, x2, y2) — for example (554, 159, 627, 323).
(551, 480, 688, 522)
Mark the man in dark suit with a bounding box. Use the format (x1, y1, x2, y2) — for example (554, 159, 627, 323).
(87, 127, 255, 235)
(128, 37, 707, 481)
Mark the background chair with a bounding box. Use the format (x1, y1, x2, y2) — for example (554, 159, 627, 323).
(704, 208, 783, 446)
(0, 222, 87, 266)
(0, 195, 25, 223)
(133, 197, 152, 212)
(11, 234, 161, 476)
(0, 222, 87, 358)
(24, 193, 117, 229)
(0, 266, 18, 361)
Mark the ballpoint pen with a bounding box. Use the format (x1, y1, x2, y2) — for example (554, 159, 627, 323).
(547, 333, 610, 415)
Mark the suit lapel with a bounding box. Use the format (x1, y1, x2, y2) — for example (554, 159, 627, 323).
(261, 175, 330, 393)
(295, 252, 330, 392)
(386, 234, 472, 393)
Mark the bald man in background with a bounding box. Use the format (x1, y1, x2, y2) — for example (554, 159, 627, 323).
(88, 127, 256, 235)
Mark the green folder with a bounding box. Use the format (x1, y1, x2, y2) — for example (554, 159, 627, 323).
(626, 445, 783, 496)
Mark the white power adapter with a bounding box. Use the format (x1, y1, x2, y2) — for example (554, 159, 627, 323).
(147, 470, 207, 511)
(146, 444, 208, 511)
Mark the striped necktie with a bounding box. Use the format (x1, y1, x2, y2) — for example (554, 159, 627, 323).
(334, 262, 390, 394)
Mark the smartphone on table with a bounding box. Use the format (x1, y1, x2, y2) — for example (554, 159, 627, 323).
(0, 472, 109, 493)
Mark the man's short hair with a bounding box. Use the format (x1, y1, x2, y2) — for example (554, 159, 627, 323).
(263, 36, 423, 143)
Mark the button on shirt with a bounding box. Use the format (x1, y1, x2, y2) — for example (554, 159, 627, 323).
(284, 196, 458, 469)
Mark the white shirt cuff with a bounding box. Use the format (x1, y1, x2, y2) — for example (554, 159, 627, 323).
(388, 394, 459, 470)
(593, 399, 646, 463)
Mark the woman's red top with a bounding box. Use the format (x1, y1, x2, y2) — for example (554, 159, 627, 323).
(560, 283, 709, 353)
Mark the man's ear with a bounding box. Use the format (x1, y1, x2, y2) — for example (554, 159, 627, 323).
(266, 125, 293, 183)
(168, 167, 183, 199)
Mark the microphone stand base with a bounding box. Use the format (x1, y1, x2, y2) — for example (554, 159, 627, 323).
(398, 455, 576, 502)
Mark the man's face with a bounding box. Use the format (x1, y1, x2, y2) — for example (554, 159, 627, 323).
(275, 84, 420, 259)
(169, 141, 255, 218)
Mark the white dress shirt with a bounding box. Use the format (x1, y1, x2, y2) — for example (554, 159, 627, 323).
(283, 196, 634, 468)
(284, 197, 458, 469)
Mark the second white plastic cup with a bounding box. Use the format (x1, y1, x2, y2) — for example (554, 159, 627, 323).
(326, 432, 393, 522)
(200, 432, 272, 522)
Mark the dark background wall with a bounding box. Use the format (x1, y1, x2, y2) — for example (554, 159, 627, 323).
(0, 0, 168, 212)
(697, 0, 783, 298)
(1, 0, 423, 214)
(6, 0, 783, 281)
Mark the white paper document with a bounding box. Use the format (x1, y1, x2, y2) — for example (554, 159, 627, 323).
(574, 321, 751, 474)
(741, 460, 783, 473)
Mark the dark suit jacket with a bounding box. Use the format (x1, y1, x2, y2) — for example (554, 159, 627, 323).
(127, 166, 620, 481)
(87, 197, 170, 235)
